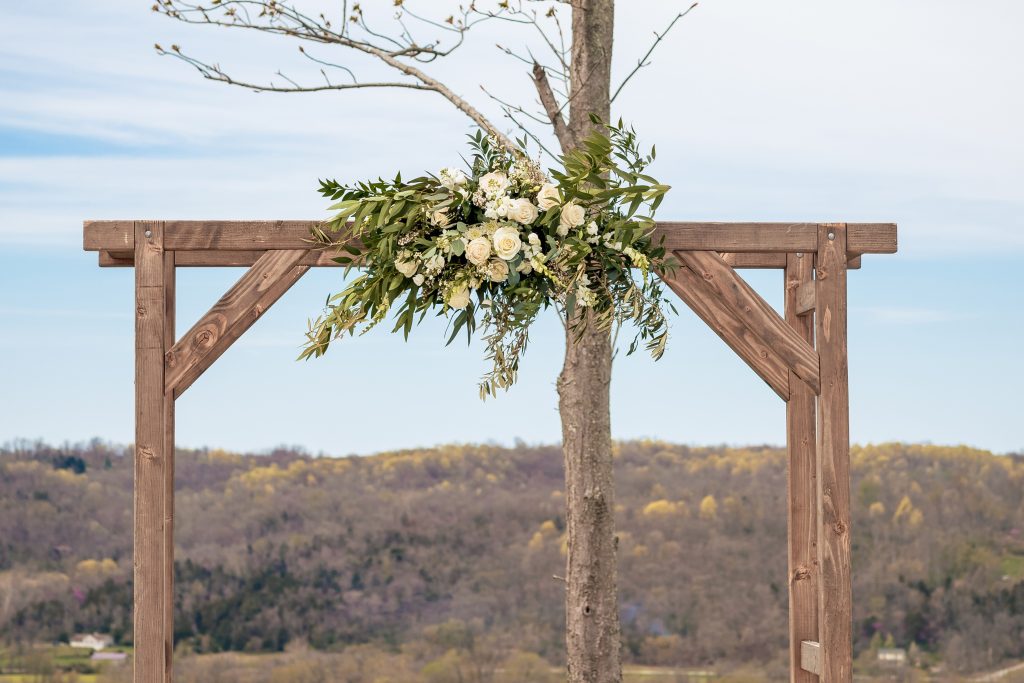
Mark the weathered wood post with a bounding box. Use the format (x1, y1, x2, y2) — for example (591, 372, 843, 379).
(785, 252, 819, 682)
(133, 220, 173, 683)
(815, 223, 852, 681)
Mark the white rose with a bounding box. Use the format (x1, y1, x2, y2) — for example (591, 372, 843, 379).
(516, 260, 533, 275)
(559, 201, 586, 232)
(447, 285, 471, 309)
(508, 198, 539, 225)
(492, 226, 522, 260)
(412, 274, 425, 286)
(555, 224, 569, 238)
(486, 259, 510, 283)
(536, 183, 560, 210)
(431, 209, 451, 227)
(465, 236, 492, 266)
(439, 167, 468, 190)
(493, 196, 516, 218)
(479, 171, 510, 197)
(394, 258, 418, 278)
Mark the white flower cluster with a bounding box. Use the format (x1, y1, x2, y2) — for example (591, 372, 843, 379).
(389, 163, 568, 310)
(387, 155, 649, 314)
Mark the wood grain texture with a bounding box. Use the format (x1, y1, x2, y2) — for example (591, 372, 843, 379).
(101, 249, 861, 270)
(100, 249, 347, 268)
(795, 281, 816, 317)
(815, 224, 853, 683)
(84, 219, 134, 251)
(661, 266, 790, 400)
(785, 253, 819, 683)
(847, 223, 896, 254)
(134, 221, 167, 683)
(676, 250, 821, 394)
(84, 220, 897, 255)
(656, 222, 894, 253)
(801, 641, 822, 676)
(164, 250, 309, 398)
(162, 251, 175, 683)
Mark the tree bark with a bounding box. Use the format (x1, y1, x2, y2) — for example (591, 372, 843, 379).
(559, 2, 620, 682)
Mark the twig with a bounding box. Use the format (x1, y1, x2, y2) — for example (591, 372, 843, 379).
(611, 3, 698, 103)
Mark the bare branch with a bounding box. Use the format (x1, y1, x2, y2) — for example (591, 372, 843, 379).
(155, 45, 432, 93)
(155, 1, 520, 153)
(532, 61, 573, 151)
(611, 3, 698, 103)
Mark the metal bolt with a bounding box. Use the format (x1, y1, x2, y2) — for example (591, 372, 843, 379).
(796, 252, 804, 258)
(827, 231, 835, 241)
(144, 229, 153, 238)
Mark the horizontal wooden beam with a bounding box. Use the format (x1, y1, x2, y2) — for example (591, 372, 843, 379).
(98, 248, 859, 270)
(164, 250, 309, 398)
(660, 266, 790, 401)
(656, 222, 895, 254)
(800, 640, 822, 676)
(100, 249, 342, 268)
(675, 250, 820, 394)
(85, 220, 896, 255)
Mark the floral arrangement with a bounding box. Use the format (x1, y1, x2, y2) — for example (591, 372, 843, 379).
(303, 121, 676, 397)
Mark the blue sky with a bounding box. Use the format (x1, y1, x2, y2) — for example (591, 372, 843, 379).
(1, 1, 1021, 455)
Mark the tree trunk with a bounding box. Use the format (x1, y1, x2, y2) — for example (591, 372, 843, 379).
(559, 2, 619, 682)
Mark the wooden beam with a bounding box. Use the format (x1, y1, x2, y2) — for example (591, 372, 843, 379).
(723, 253, 861, 270)
(99, 249, 345, 268)
(795, 281, 816, 317)
(655, 222, 895, 254)
(660, 266, 790, 400)
(162, 249, 175, 683)
(133, 220, 168, 683)
(84, 220, 897, 255)
(85, 219, 134, 251)
(815, 224, 853, 682)
(786, 253, 819, 683)
(800, 641, 822, 676)
(100, 247, 864, 270)
(675, 250, 821, 394)
(165, 250, 309, 398)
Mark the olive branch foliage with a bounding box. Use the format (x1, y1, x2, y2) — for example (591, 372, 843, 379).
(301, 119, 676, 398)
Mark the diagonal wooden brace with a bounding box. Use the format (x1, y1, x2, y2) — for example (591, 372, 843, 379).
(165, 249, 309, 398)
(660, 266, 791, 400)
(675, 250, 821, 395)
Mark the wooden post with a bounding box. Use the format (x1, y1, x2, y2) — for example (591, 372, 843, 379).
(785, 253, 819, 682)
(162, 249, 175, 683)
(814, 224, 852, 682)
(134, 221, 169, 683)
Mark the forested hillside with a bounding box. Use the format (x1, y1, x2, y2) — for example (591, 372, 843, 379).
(1, 440, 1022, 676)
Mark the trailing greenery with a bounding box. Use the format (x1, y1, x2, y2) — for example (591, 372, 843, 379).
(303, 121, 675, 397)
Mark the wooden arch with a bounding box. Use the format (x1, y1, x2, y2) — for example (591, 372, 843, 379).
(83, 219, 896, 683)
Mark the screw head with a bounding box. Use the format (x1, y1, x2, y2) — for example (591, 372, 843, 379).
(144, 229, 153, 238)
(796, 252, 804, 258)
(827, 231, 835, 241)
